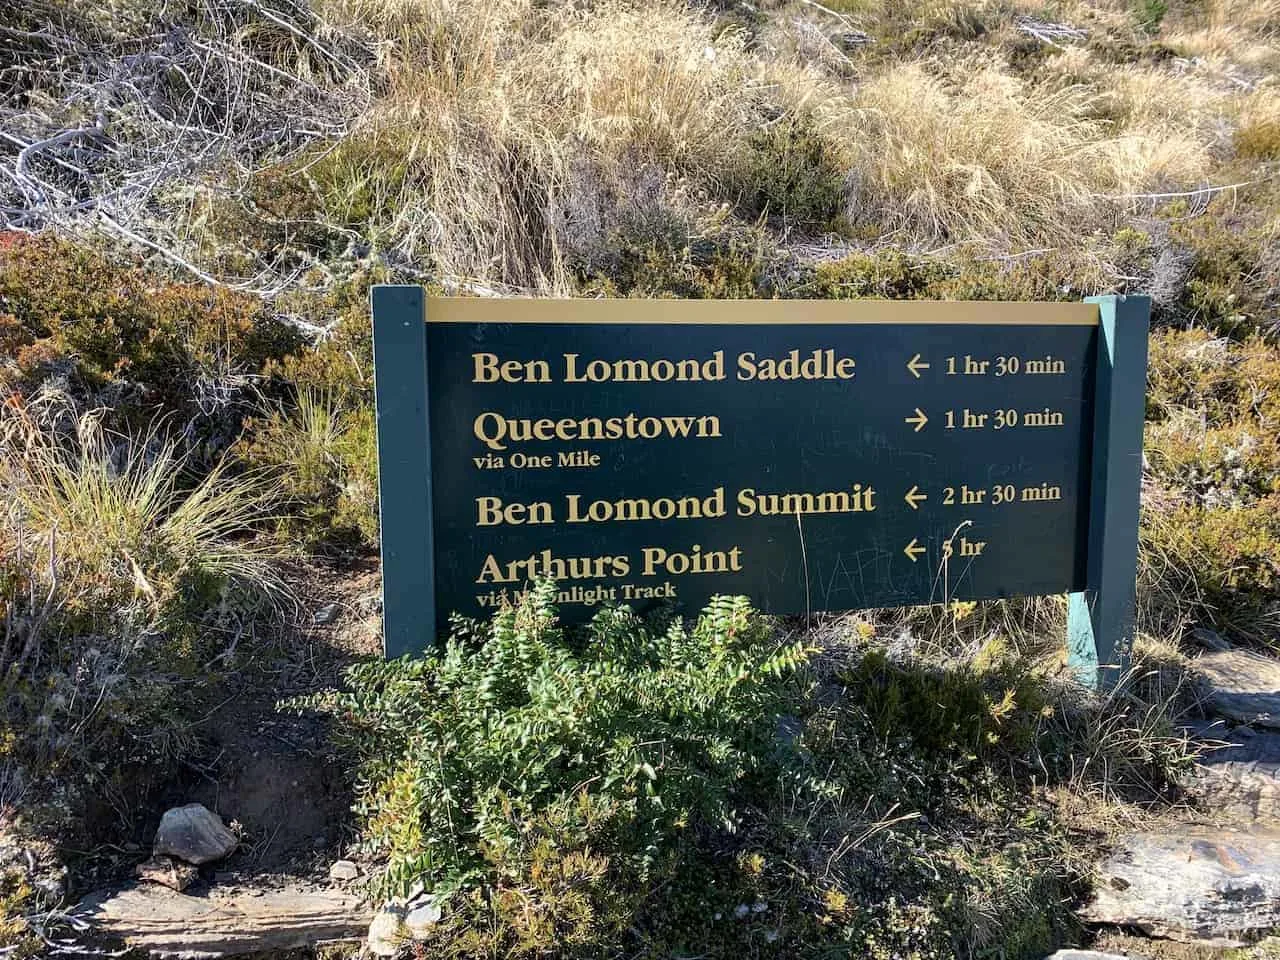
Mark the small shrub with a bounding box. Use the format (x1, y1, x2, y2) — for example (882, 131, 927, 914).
(1163, 185, 1280, 338)
(1146, 328, 1280, 427)
(732, 114, 848, 233)
(0, 235, 299, 448)
(1143, 328, 1280, 635)
(286, 582, 808, 907)
(801, 249, 1085, 301)
(805, 250, 949, 299)
(578, 221, 773, 298)
(1133, 0, 1168, 34)
(1146, 498, 1280, 635)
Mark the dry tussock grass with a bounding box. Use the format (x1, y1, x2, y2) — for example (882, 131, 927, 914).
(1159, 0, 1280, 74)
(838, 61, 1209, 244)
(1097, 65, 1230, 146)
(295, 0, 1240, 277)
(307, 0, 789, 288)
(0, 398, 281, 613)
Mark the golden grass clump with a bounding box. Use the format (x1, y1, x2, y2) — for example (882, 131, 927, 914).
(839, 61, 1209, 245)
(1094, 65, 1229, 150)
(250, 0, 1244, 281)
(302, 0, 782, 289)
(1159, 0, 1280, 74)
(0, 398, 281, 619)
(524, 6, 757, 172)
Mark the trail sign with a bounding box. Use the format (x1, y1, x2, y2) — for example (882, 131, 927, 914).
(372, 291, 1149, 686)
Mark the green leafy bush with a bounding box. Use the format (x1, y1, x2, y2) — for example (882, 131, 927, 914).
(286, 582, 807, 904)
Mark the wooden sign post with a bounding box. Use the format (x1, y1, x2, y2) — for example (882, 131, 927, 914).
(371, 289, 1149, 688)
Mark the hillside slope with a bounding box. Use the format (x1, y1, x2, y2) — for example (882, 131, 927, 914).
(1, 0, 1279, 957)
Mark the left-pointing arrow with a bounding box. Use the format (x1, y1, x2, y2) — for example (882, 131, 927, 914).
(906, 354, 931, 378)
(905, 408, 929, 432)
(904, 485, 927, 510)
(903, 538, 926, 562)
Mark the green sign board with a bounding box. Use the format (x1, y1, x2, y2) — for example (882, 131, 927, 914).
(372, 289, 1149, 686)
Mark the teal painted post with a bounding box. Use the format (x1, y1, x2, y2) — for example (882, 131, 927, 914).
(371, 285, 436, 658)
(1067, 295, 1151, 688)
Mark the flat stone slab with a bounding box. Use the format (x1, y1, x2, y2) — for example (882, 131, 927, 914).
(1082, 826, 1280, 946)
(1043, 952, 1142, 960)
(1184, 720, 1280, 823)
(75, 882, 371, 957)
(1194, 650, 1280, 730)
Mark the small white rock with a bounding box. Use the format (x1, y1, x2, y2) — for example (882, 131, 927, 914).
(734, 904, 750, 919)
(313, 602, 342, 625)
(328, 859, 360, 882)
(405, 896, 443, 938)
(367, 904, 407, 957)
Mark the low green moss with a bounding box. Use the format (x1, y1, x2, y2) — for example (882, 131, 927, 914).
(800, 248, 1081, 302)
(577, 226, 772, 298)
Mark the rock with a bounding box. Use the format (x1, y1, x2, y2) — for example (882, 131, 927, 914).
(153, 804, 238, 865)
(1195, 649, 1280, 729)
(135, 856, 200, 892)
(313, 603, 342, 625)
(367, 903, 407, 956)
(328, 859, 360, 882)
(1081, 825, 1280, 945)
(1184, 719, 1280, 822)
(1043, 952, 1138, 960)
(1189, 626, 1230, 651)
(404, 896, 443, 938)
(75, 882, 371, 955)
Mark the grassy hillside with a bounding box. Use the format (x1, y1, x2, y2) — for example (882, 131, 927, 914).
(1, 0, 1278, 956)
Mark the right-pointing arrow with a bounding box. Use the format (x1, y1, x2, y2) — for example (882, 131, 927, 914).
(904, 485, 927, 510)
(903, 538, 925, 562)
(905, 408, 928, 432)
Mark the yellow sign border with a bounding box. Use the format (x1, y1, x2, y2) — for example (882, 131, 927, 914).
(427, 298, 1100, 326)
